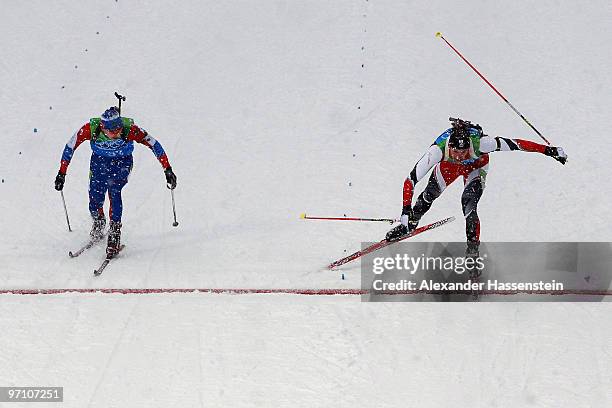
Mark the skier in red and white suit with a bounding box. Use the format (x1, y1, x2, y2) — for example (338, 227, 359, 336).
(386, 118, 567, 254)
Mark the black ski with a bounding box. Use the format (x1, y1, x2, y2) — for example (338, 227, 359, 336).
(69, 235, 105, 258)
(93, 245, 125, 276)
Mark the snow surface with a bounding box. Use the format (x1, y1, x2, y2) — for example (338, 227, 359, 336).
(1, 0, 611, 406)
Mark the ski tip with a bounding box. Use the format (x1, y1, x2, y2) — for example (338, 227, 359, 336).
(299, 212, 306, 219)
(68, 252, 74, 258)
(435, 31, 442, 38)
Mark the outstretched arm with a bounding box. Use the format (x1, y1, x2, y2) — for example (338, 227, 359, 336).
(129, 125, 177, 189)
(479, 136, 567, 164)
(128, 125, 171, 169)
(59, 123, 92, 174)
(403, 144, 443, 208)
(54, 123, 91, 190)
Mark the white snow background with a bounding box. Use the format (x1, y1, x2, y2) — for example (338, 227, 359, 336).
(1, 0, 611, 406)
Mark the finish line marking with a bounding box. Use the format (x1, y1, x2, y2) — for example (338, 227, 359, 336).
(0, 288, 610, 296)
(0, 288, 365, 295)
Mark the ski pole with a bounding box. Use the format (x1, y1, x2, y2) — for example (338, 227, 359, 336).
(300, 213, 396, 224)
(114, 92, 126, 115)
(60, 190, 72, 232)
(168, 186, 179, 227)
(435, 32, 551, 145)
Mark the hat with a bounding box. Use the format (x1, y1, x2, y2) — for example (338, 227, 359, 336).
(448, 117, 471, 150)
(449, 128, 470, 150)
(100, 107, 122, 131)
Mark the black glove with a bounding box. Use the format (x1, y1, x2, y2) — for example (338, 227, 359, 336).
(164, 166, 177, 190)
(544, 146, 567, 165)
(54, 171, 65, 191)
(401, 205, 419, 231)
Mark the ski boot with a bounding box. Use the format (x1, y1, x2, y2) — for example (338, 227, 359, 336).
(106, 221, 122, 258)
(90, 214, 106, 241)
(386, 224, 408, 241)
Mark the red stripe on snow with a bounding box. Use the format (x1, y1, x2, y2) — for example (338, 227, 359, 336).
(0, 288, 610, 296)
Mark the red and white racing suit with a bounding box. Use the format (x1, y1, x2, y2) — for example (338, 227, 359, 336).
(403, 133, 551, 243)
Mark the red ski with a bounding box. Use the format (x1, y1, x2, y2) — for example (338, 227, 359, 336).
(327, 216, 455, 269)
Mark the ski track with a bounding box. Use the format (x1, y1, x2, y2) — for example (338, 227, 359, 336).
(86, 296, 140, 408)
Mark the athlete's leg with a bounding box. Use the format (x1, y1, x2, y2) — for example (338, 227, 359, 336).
(387, 162, 463, 241)
(105, 156, 133, 256)
(88, 155, 109, 219)
(413, 162, 462, 221)
(461, 167, 486, 244)
(107, 156, 133, 223)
